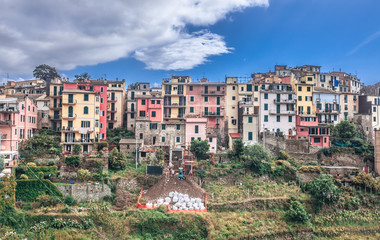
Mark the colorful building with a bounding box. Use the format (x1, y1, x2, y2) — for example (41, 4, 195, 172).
(60, 83, 102, 153)
(339, 93, 359, 121)
(125, 82, 151, 131)
(0, 95, 38, 167)
(313, 87, 340, 125)
(185, 117, 217, 153)
(105, 79, 125, 129)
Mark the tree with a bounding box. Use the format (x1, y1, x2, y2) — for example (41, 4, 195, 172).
(107, 127, 134, 147)
(19, 134, 61, 161)
(77, 169, 91, 182)
(242, 144, 272, 176)
(33, 64, 60, 81)
(155, 149, 165, 165)
(307, 173, 341, 207)
(232, 139, 244, 160)
(330, 120, 357, 143)
(108, 148, 127, 170)
(64, 155, 81, 168)
(73, 144, 82, 155)
(74, 72, 91, 80)
(190, 140, 210, 161)
(285, 199, 311, 224)
(0, 156, 4, 172)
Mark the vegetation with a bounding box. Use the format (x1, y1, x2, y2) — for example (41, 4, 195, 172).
(108, 148, 127, 170)
(73, 144, 82, 155)
(64, 155, 81, 168)
(285, 199, 311, 224)
(15, 165, 58, 179)
(155, 149, 164, 166)
(107, 127, 134, 147)
(0, 176, 16, 213)
(190, 139, 210, 161)
(74, 72, 91, 80)
(15, 179, 63, 202)
(64, 196, 77, 207)
(228, 138, 244, 160)
(33, 64, 61, 80)
(19, 134, 61, 161)
(77, 169, 91, 182)
(0, 156, 4, 172)
(242, 144, 272, 176)
(306, 174, 341, 208)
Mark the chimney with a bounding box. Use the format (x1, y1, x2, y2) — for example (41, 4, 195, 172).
(200, 78, 207, 83)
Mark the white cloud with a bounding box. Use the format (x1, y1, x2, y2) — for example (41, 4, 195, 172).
(0, 0, 268, 74)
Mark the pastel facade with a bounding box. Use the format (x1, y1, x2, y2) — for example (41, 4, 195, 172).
(125, 83, 151, 131)
(340, 93, 359, 121)
(260, 84, 296, 137)
(60, 84, 101, 153)
(106, 80, 125, 129)
(185, 117, 216, 153)
(225, 77, 239, 135)
(162, 76, 190, 120)
(0, 96, 38, 167)
(313, 87, 340, 125)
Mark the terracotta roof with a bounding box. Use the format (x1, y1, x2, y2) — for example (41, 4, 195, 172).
(229, 133, 241, 138)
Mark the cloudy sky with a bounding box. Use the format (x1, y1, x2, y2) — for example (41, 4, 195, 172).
(1, 0, 380, 85)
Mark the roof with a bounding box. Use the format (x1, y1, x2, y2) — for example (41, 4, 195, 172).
(62, 89, 94, 94)
(229, 133, 241, 138)
(314, 87, 337, 94)
(119, 138, 141, 144)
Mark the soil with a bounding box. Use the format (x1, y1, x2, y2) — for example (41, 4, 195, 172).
(141, 176, 205, 202)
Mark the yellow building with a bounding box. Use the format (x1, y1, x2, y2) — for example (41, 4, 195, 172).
(293, 75, 316, 115)
(49, 79, 64, 131)
(162, 76, 190, 120)
(61, 89, 100, 153)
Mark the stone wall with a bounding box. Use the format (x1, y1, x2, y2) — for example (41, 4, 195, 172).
(56, 183, 111, 202)
(115, 178, 140, 192)
(263, 134, 311, 155)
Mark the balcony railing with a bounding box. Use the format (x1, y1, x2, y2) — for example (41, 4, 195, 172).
(273, 99, 296, 104)
(269, 110, 296, 115)
(107, 106, 117, 112)
(202, 112, 222, 117)
(240, 101, 254, 106)
(164, 114, 185, 119)
(201, 90, 225, 96)
(62, 113, 77, 119)
(108, 96, 118, 102)
(0, 108, 18, 112)
(316, 109, 339, 114)
(164, 102, 186, 107)
(0, 120, 15, 126)
(62, 100, 77, 105)
(63, 139, 95, 144)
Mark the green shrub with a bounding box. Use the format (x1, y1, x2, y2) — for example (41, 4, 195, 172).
(64, 155, 81, 167)
(285, 199, 311, 224)
(15, 179, 63, 202)
(64, 195, 77, 206)
(15, 165, 58, 179)
(19, 174, 29, 180)
(278, 150, 290, 160)
(36, 195, 61, 207)
(21, 203, 32, 210)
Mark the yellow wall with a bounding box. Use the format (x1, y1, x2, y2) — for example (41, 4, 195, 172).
(294, 76, 315, 115)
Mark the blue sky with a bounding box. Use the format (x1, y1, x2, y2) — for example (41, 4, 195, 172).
(1, 0, 380, 85)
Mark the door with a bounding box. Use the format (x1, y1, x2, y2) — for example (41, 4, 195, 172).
(83, 145, 88, 153)
(153, 136, 156, 145)
(68, 106, 73, 118)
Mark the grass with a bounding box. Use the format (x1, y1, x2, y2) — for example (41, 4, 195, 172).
(108, 161, 147, 178)
(204, 175, 306, 203)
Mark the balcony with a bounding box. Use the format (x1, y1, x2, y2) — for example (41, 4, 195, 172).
(269, 110, 296, 115)
(316, 109, 339, 115)
(136, 116, 149, 121)
(62, 100, 77, 105)
(108, 96, 118, 102)
(201, 90, 225, 96)
(0, 107, 19, 113)
(51, 103, 62, 110)
(50, 115, 61, 120)
(240, 101, 254, 106)
(319, 120, 335, 125)
(107, 117, 118, 122)
(273, 99, 296, 104)
(164, 102, 186, 107)
(61, 127, 77, 132)
(107, 106, 117, 112)
(164, 91, 184, 95)
(63, 139, 95, 144)
(62, 113, 77, 119)
(202, 112, 222, 117)
(164, 115, 185, 119)
(0, 120, 15, 126)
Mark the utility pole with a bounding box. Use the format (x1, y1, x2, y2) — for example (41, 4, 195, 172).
(135, 134, 138, 169)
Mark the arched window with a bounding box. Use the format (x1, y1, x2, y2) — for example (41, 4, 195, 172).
(84, 106, 89, 114)
(131, 103, 135, 112)
(68, 106, 73, 117)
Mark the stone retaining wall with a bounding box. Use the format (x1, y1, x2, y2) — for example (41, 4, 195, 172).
(56, 183, 111, 202)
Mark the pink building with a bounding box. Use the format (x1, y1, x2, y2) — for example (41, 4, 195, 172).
(296, 116, 329, 147)
(185, 117, 217, 153)
(136, 94, 163, 122)
(0, 96, 38, 168)
(187, 78, 226, 144)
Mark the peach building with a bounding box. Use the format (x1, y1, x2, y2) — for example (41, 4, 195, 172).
(185, 117, 217, 153)
(0, 95, 38, 168)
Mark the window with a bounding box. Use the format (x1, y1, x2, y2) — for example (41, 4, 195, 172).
(374, 107, 377, 112)
(131, 113, 134, 119)
(176, 124, 180, 130)
(204, 96, 208, 102)
(189, 86, 193, 91)
(232, 119, 237, 125)
(288, 94, 292, 100)
(254, 85, 258, 91)
(241, 87, 244, 91)
(264, 115, 268, 122)
(176, 136, 180, 143)
(248, 117, 253, 123)
(33, 106, 35, 112)
(307, 87, 311, 92)
(345, 105, 348, 110)
(264, 93, 268, 99)
(248, 132, 253, 140)
(162, 136, 166, 142)
(217, 86, 220, 91)
(142, 100, 146, 105)
(298, 86, 302, 91)
(366, 126, 369, 131)
(95, 120, 99, 128)
(264, 104, 268, 110)
(190, 96, 194, 102)
(150, 123, 157, 129)
(232, 96, 236, 100)
(28, 106, 30, 111)
(15, 129, 17, 135)
(277, 116, 280, 122)
(354, 105, 357, 111)
(374, 117, 377, 122)
(152, 111, 156, 117)
(100, 123, 103, 129)
(232, 86, 235, 90)
(314, 137, 321, 143)
(190, 107, 194, 113)
(307, 77, 312, 81)
(101, 98, 103, 103)
(195, 125, 199, 133)
(139, 111, 145, 117)
(298, 96, 302, 101)
(140, 133, 143, 139)
(288, 116, 292, 122)
(84, 106, 89, 114)
(100, 87, 104, 92)
(162, 124, 166, 130)
(191, 137, 195, 141)
(81, 121, 90, 127)
(247, 84, 252, 91)
(198, 137, 201, 141)
(84, 94, 89, 101)
(151, 100, 155, 104)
